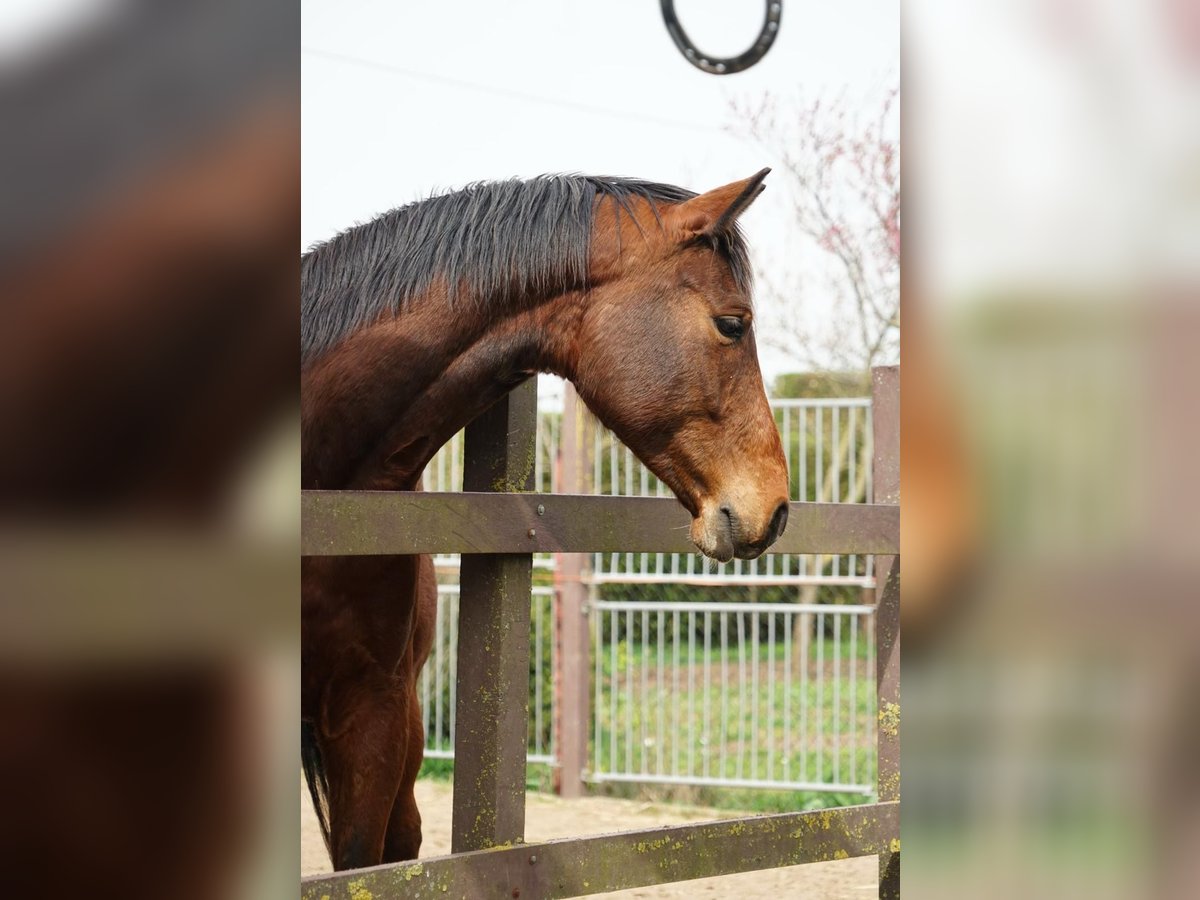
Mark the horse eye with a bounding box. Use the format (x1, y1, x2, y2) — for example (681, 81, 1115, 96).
(714, 316, 745, 340)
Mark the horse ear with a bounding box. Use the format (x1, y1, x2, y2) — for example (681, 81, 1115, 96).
(669, 168, 770, 240)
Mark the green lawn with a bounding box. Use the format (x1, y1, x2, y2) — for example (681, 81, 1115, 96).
(420, 628, 878, 815)
(591, 638, 876, 790)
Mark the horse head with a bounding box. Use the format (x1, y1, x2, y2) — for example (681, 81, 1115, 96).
(572, 170, 789, 562)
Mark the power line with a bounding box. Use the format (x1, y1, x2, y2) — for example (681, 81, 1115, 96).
(302, 45, 723, 135)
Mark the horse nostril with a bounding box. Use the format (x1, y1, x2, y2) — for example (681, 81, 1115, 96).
(768, 501, 789, 544)
(718, 505, 735, 536)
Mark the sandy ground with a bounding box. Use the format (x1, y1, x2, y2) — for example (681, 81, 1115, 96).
(302, 779, 876, 898)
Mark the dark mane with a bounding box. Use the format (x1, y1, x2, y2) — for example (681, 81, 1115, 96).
(300, 174, 752, 364)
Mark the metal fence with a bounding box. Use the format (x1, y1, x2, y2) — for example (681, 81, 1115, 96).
(423, 391, 874, 584)
(587, 398, 874, 586)
(417, 586, 879, 795)
(421, 583, 558, 765)
(589, 599, 876, 794)
(416, 389, 879, 795)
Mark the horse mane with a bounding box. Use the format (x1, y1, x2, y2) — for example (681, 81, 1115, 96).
(300, 174, 752, 365)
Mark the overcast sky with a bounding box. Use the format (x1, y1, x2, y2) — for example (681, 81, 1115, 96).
(302, 0, 899, 379)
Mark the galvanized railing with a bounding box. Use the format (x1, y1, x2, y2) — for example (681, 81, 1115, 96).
(417, 389, 879, 794)
(588, 599, 876, 794)
(422, 582, 558, 766)
(425, 391, 875, 583)
(418, 581, 878, 794)
(587, 397, 874, 585)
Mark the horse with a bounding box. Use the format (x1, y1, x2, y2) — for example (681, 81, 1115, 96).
(301, 170, 791, 871)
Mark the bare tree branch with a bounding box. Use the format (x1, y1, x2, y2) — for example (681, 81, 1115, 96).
(731, 85, 899, 377)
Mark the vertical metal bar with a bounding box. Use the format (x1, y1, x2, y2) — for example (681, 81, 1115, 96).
(534, 588, 544, 758)
(625, 607, 634, 772)
(816, 611, 825, 784)
(833, 404, 842, 579)
(452, 381, 536, 853)
(767, 610, 775, 781)
(800, 601, 809, 781)
(783, 606, 792, 782)
(640, 608, 649, 775)
(704, 611, 713, 779)
(782, 404, 792, 488)
(849, 404, 857, 501)
(422, 595, 434, 747)
(609, 437, 619, 574)
(849, 405, 858, 577)
(850, 611, 858, 786)
(872, 365, 900, 899)
(640, 463, 649, 575)
(672, 609, 681, 777)
(593, 599, 601, 778)
(609, 609, 617, 777)
(800, 406, 808, 500)
(833, 611, 842, 785)
(719, 612, 728, 780)
(655, 473, 666, 575)
(688, 609, 697, 777)
(750, 610, 759, 780)
(735, 612, 745, 781)
(700, 614, 710, 782)
(534, 416, 545, 493)
(815, 406, 824, 502)
(443, 440, 451, 490)
(799, 408, 809, 579)
(608, 433, 618, 494)
(625, 446, 635, 572)
(434, 593, 445, 751)
(554, 384, 589, 797)
(656, 609, 665, 775)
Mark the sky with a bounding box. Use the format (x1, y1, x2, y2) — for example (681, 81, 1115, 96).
(301, 0, 899, 379)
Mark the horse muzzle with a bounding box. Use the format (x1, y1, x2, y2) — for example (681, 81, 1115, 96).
(691, 498, 789, 562)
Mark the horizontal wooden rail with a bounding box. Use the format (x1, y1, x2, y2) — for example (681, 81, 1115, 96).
(301, 492, 899, 557)
(300, 800, 899, 900)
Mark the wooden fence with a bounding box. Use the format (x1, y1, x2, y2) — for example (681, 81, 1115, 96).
(300, 366, 900, 899)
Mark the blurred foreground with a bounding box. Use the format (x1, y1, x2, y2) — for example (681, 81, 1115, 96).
(905, 0, 1199, 897)
(0, 2, 296, 897)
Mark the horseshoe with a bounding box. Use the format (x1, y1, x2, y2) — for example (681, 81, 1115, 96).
(660, 1, 783, 75)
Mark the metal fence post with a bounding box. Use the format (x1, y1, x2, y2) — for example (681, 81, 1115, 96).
(554, 383, 591, 798)
(872, 365, 900, 898)
(451, 380, 537, 852)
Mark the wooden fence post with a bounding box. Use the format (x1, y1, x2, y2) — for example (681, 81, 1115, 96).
(872, 365, 900, 898)
(452, 380, 537, 852)
(554, 383, 591, 797)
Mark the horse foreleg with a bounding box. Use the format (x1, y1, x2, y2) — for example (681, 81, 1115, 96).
(383, 554, 436, 863)
(318, 648, 410, 871)
(382, 681, 426, 862)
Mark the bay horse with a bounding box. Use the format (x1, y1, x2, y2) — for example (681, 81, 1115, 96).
(301, 170, 790, 870)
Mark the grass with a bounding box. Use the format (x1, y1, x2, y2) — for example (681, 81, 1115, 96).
(592, 642, 876, 791)
(420, 631, 878, 815)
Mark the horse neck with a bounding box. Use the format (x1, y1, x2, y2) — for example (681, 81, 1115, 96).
(302, 286, 585, 492)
